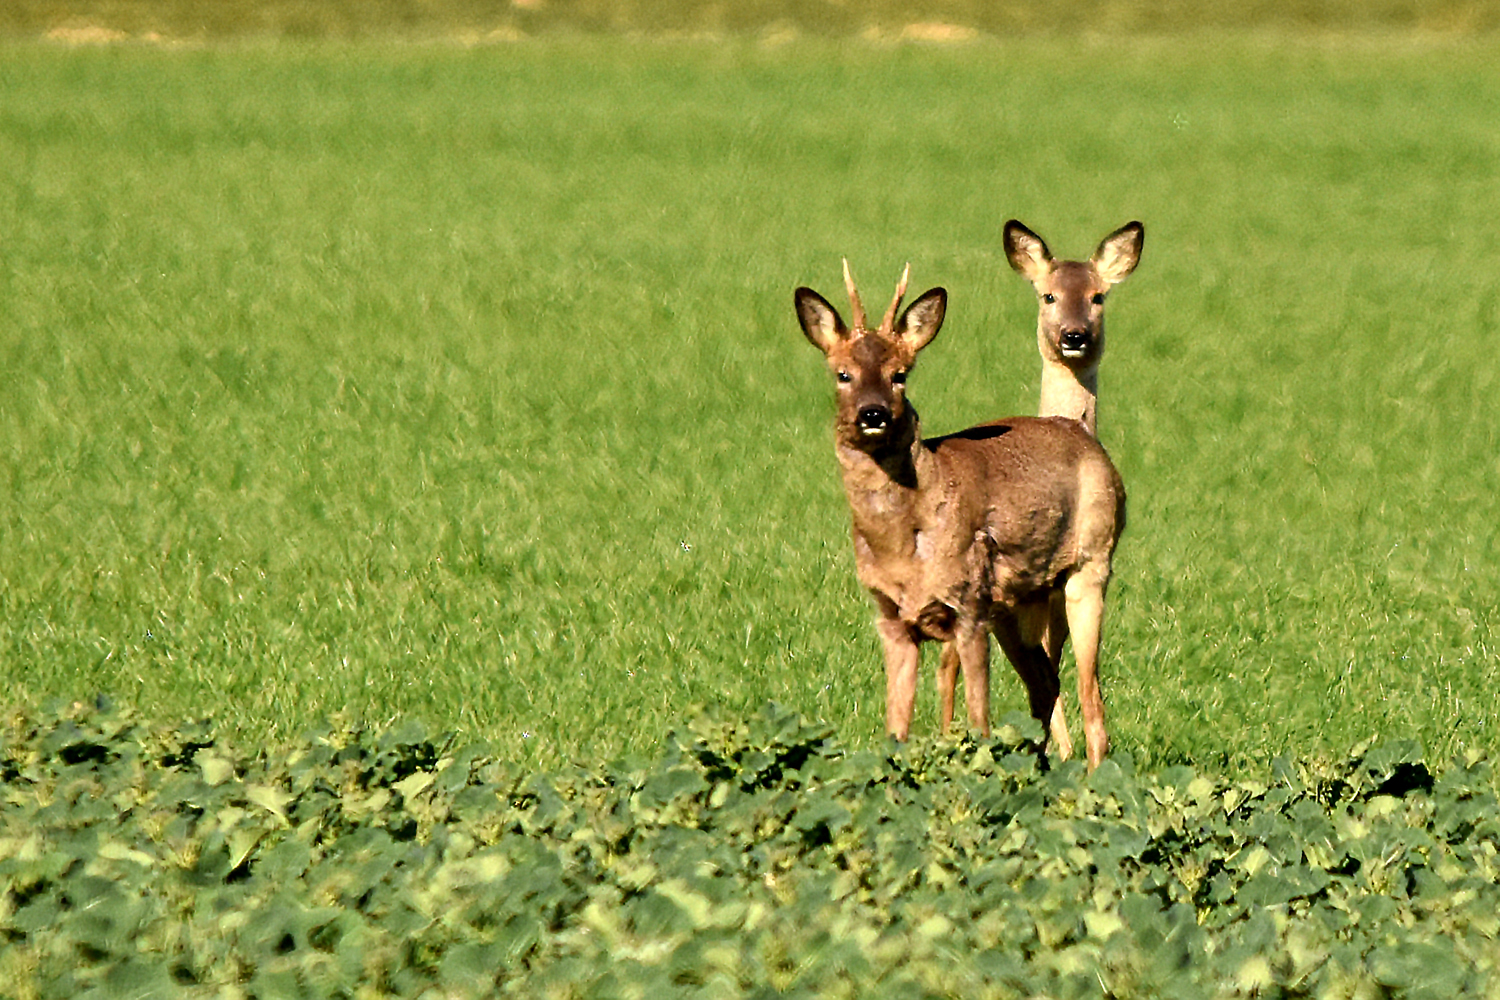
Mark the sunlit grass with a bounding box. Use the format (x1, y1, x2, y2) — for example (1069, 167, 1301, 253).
(1, 36, 1498, 771)
(8, 0, 1500, 41)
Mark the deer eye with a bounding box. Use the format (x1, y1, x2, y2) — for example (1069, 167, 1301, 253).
(891, 370, 908, 386)
(1091, 292, 1105, 305)
(1043, 293, 1056, 304)
(836, 370, 852, 384)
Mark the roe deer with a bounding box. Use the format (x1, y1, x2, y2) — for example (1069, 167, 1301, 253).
(795, 262, 1126, 769)
(933, 221, 1145, 760)
(1003, 219, 1144, 437)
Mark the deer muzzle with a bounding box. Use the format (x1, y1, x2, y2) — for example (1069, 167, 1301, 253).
(856, 405, 894, 439)
(1059, 328, 1093, 357)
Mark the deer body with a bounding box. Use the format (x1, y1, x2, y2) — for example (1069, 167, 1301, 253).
(935, 220, 1145, 760)
(840, 417, 1113, 623)
(796, 264, 1125, 768)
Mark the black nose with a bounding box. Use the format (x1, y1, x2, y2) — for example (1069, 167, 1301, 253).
(1060, 329, 1092, 352)
(857, 406, 892, 431)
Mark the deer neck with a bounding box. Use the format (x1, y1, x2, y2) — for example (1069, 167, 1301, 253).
(834, 412, 934, 558)
(1038, 357, 1098, 437)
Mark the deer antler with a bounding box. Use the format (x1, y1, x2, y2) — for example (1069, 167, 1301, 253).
(880, 262, 911, 333)
(842, 258, 869, 331)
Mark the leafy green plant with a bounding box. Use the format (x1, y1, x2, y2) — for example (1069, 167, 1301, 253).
(4, 700, 1499, 997)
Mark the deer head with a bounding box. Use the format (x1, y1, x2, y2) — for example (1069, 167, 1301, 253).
(794, 262, 947, 452)
(1003, 220, 1143, 373)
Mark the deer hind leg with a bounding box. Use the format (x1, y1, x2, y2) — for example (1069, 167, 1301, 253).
(991, 610, 1063, 759)
(1019, 600, 1074, 761)
(1041, 591, 1075, 760)
(875, 613, 922, 741)
(1063, 566, 1110, 770)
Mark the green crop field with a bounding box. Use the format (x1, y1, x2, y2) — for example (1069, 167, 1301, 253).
(5, 32, 1498, 770)
(3, 16, 1500, 997)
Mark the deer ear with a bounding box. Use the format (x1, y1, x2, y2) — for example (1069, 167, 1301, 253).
(795, 287, 846, 353)
(1003, 220, 1053, 283)
(896, 288, 946, 353)
(1093, 221, 1144, 285)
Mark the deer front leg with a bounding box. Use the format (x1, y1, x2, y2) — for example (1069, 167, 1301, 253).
(1063, 567, 1110, 770)
(875, 614, 922, 741)
(952, 620, 991, 736)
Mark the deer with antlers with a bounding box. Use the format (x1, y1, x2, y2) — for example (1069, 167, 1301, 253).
(795, 262, 1126, 769)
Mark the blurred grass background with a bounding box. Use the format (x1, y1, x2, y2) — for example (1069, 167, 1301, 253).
(5, 0, 1500, 41)
(2, 7, 1499, 773)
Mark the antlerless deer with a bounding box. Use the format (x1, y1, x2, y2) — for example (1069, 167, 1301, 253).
(795, 263, 1126, 770)
(935, 222, 1145, 760)
(1004, 219, 1144, 437)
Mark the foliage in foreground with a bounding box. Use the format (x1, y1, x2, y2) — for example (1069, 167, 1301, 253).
(3, 701, 1500, 998)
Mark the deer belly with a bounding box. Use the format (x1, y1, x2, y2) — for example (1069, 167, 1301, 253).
(987, 561, 1061, 606)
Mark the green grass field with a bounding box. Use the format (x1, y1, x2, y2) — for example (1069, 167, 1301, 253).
(3, 32, 1499, 781)
(9, 0, 1500, 42)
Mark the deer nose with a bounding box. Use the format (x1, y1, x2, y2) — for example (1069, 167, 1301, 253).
(857, 405, 893, 434)
(1059, 329, 1092, 354)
